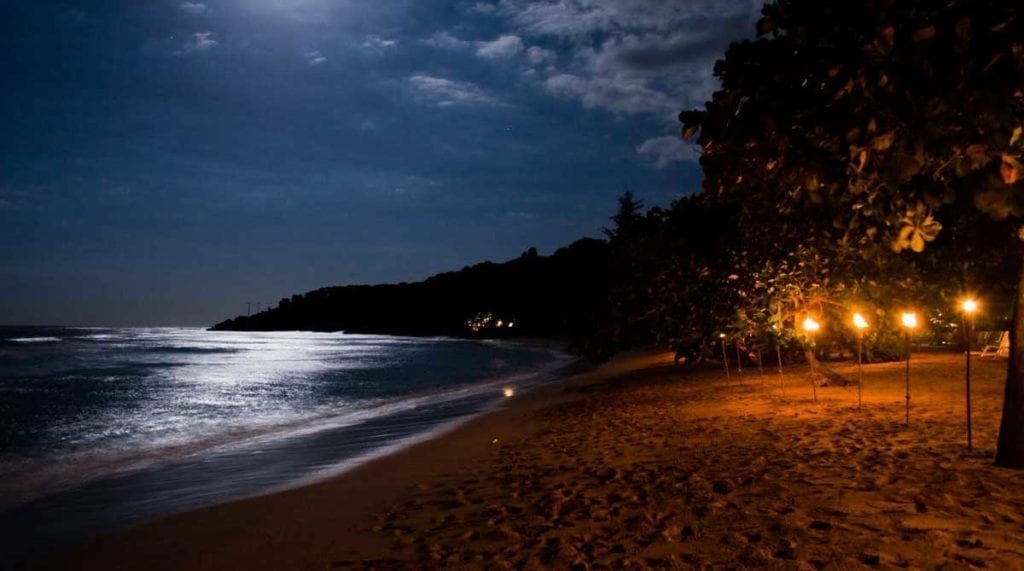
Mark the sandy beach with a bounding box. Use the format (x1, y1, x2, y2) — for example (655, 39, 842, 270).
(49, 350, 1024, 569)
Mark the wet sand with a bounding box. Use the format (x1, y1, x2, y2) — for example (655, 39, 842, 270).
(51, 350, 1024, 569)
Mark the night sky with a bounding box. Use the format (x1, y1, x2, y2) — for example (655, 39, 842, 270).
(1, 1, 760, 326)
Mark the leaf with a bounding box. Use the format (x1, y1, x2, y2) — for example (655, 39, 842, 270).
(897, 225, 914, 244)
(893, 205, 942, 252)
(834, 79, 854, 101)
(962, 144, 992, 172)
(678, 110, 705, 140)
(971, 187, 1011, 219)
(897, 150, 925, 181)
(1011, 126, 1023, 147)
(871, 131, 895, 151)
(966, 144, 988, 157)
(913, 26, 937, 42)
(857, 148, 868, 171)
(984, 52, 1006, 72)
(880, 26, 896, 49)
(1001, 154, 1022, 184)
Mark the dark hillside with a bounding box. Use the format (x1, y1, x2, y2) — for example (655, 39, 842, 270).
(211, 238, 610, 345)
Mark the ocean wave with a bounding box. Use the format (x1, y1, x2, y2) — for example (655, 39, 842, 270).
(148, 346, 240, 355)
(7, 337, 61, 343)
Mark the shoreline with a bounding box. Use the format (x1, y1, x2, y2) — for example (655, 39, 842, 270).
(46, 350, 1024, 569)
(1, 334, 577, 565)
(40, 351, 639, 569)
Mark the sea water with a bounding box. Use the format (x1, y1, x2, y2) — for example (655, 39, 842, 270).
(0, 326, 572, 560)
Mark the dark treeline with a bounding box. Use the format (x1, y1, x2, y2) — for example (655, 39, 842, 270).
(597, 189, 1017, 363)
(213, 184, 1016, 362)
(212, 239, 612, 350)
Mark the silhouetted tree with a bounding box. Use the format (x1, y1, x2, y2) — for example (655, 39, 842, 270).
(682, 0, 1024, 466)
(605, 189, 644, 243)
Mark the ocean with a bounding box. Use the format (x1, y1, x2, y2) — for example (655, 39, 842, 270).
(0, 326, 572, 561)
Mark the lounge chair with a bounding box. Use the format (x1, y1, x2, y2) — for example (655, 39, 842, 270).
(980, 331, 1009, 359)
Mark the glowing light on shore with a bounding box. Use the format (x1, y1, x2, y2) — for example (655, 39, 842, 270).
(852, 313, 869, 330)
(503, 387, 515, 398)
(961, 299, 979, 314)
(802, 317, 820, 333)
(901, 312, 918, 329)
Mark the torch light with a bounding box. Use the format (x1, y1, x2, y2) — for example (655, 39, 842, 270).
(961, 298, 979, 451)
(901, 311, 918, 426)
(852, 313, 869, 410)
(802, 316, 821, 402)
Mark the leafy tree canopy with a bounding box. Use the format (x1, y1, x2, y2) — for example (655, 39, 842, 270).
(681, 0, 1024, 467)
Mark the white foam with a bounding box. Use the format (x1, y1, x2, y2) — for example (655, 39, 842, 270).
(8, 337, 60, 343)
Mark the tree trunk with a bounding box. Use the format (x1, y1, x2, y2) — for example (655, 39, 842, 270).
(995, 256, 1024, 468)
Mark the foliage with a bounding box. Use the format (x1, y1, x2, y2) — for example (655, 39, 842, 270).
(677, 0, 1024, 466)
(214, 238, 612, 352)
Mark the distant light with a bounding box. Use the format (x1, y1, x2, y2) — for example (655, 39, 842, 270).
(802, 317, 820, 333)
(496, 320, 503, 327)
(852, 313, 869, 330)
(503, 387, 515, 398)
(901, 312, 919, 329)
(719, 333, 727, 339)
(961, 299, 979, 314)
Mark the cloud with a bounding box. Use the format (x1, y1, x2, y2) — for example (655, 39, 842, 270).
(178, 2, 208, 15)
(544, 74, 677, 116)
(422, 31, 472, 49)
(475, 35, 523, 59)
(425, 32, 523, 61)
(173, 31, 218, 55)
(409, 74, 503, 107)
(525, 45, 556, 65)
(471, 2, 500, 15)
(306, 50, 327, 65)
(636, 135, 701, 168)
(362, 35, 398, 53)
(485, 0, 760, 116)
(498, 0, 760, 39)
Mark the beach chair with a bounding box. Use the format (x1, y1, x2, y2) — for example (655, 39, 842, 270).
(980, 331, 1009, 359)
